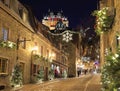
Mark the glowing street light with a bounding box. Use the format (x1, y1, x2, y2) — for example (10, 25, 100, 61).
(32, 45, 38, 54)
(49, 52, 55, 62)
(32, 46, 38, 51)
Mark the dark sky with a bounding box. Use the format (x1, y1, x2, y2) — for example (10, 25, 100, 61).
(19, 0, 98, 28)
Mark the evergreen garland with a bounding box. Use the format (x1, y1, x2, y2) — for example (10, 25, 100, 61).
(92, 7, 114, 35)
(0, 41, 16, 49)
(101, 48, 120, 91)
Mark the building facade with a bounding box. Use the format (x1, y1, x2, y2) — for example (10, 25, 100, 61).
(98, 0, 118, 66)
(0, 0, 68, 89)
(42, 11, 69, 30)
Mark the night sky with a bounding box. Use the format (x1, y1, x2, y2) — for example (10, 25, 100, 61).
(19, 0, 98, 28)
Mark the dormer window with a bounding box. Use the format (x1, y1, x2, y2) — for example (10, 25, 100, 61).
(0, 0, 10, 7)
(23, 11, 28, 23)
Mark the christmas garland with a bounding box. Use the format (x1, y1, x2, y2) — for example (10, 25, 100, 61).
(0, 40, 16, 49)
(33, 54, 49, 62)
(101, 48, 120, 91)
(92, 7, 114, 35)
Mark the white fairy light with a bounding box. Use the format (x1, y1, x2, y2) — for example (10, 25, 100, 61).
(62, 31, 73, 42)
(112, 56, 116, 60)
(117, 36, 120, 40)
(115, 53, 119, 58)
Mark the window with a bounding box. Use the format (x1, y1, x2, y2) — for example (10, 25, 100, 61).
(33, 64, 37, 74)
(23, 11, 28, 23)
(32, 64, 43, 75)
(2, 27, 9, 41)
(55, 20, 66, 31)
(0, 57, 8, 75)
(46, 49, 49, 58)
(41, 46, 43, 56)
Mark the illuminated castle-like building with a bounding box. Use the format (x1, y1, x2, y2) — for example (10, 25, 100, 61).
(42, 11, 69, 30)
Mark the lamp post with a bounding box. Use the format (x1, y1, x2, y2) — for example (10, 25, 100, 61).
(16, 37, 31, 61)
(31, 45, 38, 82)
(11, 36, 31, 87)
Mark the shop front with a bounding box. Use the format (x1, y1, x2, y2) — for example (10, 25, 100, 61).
(51, 60, 68, 78)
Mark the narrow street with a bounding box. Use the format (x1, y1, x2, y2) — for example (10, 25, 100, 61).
(14, 74, 101, 91)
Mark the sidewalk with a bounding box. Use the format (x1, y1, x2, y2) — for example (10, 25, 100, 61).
(4, 79, 59, 91)
(3, 74, 102, 91)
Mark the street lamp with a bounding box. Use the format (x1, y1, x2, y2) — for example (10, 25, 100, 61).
(16, 37, 31, 61)
(49, 52, 55, 63)
(32, 45, 38, 54)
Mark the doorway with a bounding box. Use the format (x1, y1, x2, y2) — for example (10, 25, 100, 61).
(44, 67, 48, 81)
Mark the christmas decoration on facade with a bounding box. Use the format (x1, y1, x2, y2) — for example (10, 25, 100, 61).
(10, 64, 23, 87)
(101, 47, 120, 91)
(0, 40, 16, 49)
(92, 7, 115, 35)
(62, 30, 73, 42)
(48, 29, 80, 43)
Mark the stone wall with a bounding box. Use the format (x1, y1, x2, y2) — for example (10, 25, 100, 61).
(99, 0, 120, 66)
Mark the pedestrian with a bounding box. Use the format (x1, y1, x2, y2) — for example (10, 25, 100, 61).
(77, 71, 80, 77)
(84, 69, 87, 75)
(79, 70, 81, 75)
(54, 69, 58, 78)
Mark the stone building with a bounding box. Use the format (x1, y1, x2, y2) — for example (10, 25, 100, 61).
(42, 10, 81, 77)
(0, 0, 68, 89)
(98, 0, 118, 66)
(42, 11, 69, 30)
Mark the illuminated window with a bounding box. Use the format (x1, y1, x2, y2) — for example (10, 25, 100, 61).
(0, 57, 8, 75)
(2, 27, 9, 41)
(55, 20, 66, 31)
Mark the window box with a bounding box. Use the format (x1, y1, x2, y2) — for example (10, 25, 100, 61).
(92, 7, 115, 35)
(0, 73, 8, 77)
(0, 40, 16, 49)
